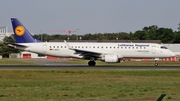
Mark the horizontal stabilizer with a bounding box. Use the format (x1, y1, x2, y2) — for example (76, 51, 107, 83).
(8, 43, 28, 48)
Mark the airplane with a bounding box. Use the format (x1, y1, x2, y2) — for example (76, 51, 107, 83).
(9, 18, 175, 66)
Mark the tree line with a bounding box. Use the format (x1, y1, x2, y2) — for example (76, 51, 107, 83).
(34, 25, 180, 43)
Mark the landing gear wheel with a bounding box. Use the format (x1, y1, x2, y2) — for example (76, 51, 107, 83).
(154, 63, 158, 66)
(88, 61, 96, 66)
(154, 60, 158, 66)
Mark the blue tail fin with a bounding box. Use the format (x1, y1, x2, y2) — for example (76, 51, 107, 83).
(11, 18, 41, 43)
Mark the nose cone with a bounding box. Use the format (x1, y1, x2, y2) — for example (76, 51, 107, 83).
(169, 51, 176, 57)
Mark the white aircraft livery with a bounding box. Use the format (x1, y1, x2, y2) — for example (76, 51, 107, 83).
(9, 18, 175, 66)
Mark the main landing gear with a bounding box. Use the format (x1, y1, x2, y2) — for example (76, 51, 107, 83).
(88, 58, 96, 66)
(88, 60, 96, 66)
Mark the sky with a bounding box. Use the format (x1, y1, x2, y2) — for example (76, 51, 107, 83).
(0, 0, 180, 35)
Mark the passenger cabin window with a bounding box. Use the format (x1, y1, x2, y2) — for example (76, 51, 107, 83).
(161, 46, 168, 49)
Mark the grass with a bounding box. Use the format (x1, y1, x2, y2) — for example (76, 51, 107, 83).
(0, 58, 179, 100)
(0, 70, 180, 101)
(0, 58, 40, 65)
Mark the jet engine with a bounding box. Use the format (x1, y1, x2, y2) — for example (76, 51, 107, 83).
(103, 54, 120, 63)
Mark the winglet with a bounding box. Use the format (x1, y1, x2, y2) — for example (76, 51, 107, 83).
(64, 40, 72, 49)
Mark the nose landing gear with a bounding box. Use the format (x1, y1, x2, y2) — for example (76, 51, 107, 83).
(154, 60, 158, 66)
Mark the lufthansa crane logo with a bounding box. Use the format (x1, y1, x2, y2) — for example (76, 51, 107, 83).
(15, 26, 25, 36)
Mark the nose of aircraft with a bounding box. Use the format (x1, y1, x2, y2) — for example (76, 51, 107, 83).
(169, 51, 176, 57)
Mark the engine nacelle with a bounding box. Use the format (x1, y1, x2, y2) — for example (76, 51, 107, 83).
(104, 54, 120, 63)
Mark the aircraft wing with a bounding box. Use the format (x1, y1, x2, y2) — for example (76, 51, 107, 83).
(64, 40, 123, 59)
(64, 40, 102, 58)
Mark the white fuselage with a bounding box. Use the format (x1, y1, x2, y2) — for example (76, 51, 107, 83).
(16, 42, 175, 59)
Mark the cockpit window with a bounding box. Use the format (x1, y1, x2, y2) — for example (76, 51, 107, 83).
(160, 46, 168, 49)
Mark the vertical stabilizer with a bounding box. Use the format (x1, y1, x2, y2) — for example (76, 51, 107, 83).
(11, 18, 41, 43)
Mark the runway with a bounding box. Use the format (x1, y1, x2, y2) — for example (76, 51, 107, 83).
(0, 65, 180, 70)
